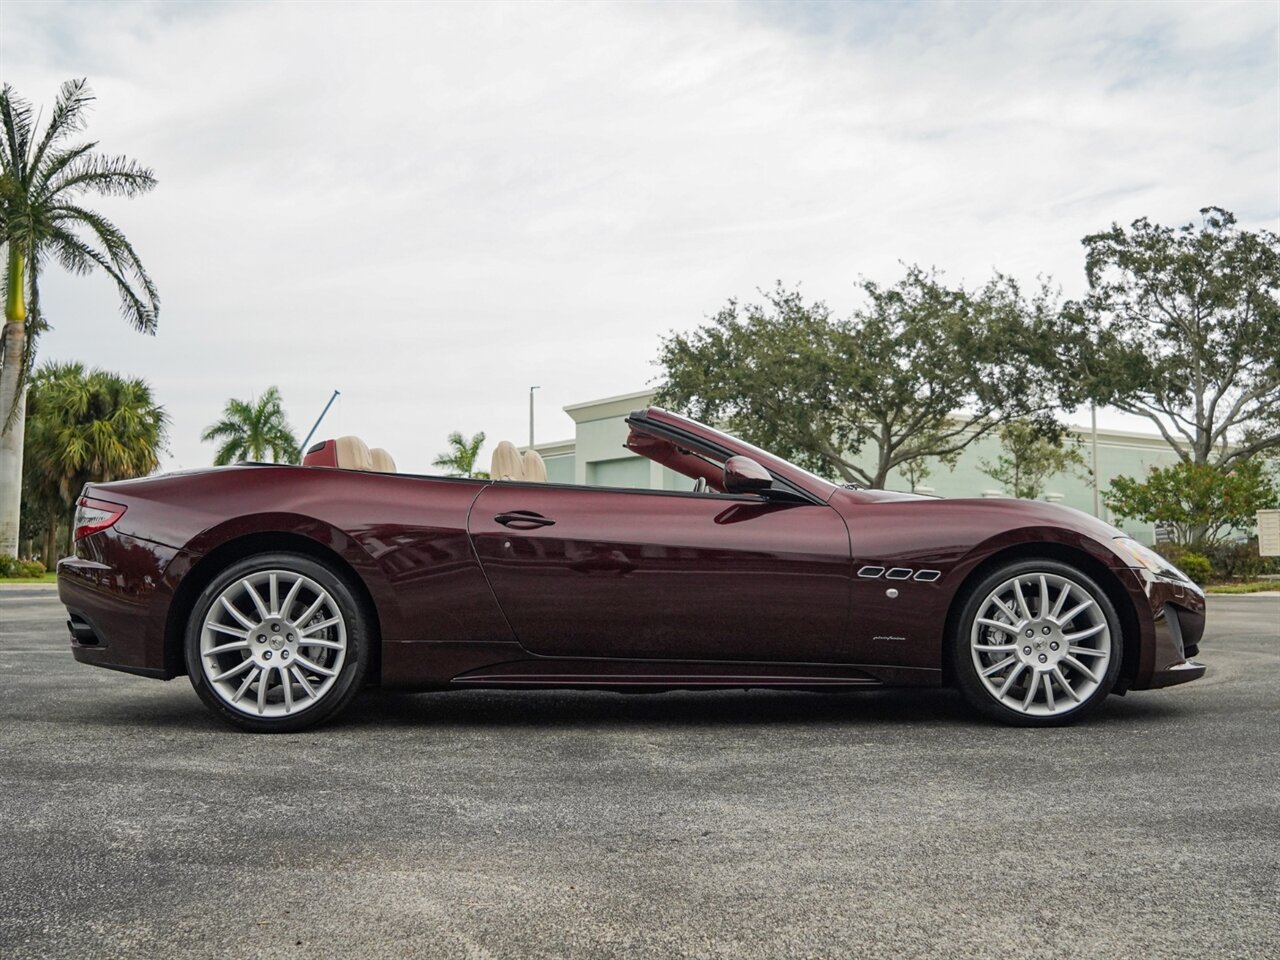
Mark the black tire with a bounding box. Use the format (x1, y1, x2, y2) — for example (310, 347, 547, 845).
(951, 558, 1123, 727)
(184, 552, 371, 733)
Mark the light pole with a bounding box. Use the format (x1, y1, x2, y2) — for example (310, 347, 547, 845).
(529, 386, 540, 449)
(1091, 403, 1100, 518)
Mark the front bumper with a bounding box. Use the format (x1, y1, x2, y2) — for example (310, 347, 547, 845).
(1129, 572, 1207, 690)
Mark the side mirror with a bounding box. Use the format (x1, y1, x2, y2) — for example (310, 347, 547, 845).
(723, 456, 773, 495)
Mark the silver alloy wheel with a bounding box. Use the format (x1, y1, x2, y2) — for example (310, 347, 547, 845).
(199, 569, 348, 718)
(969, 571, 1111, 717)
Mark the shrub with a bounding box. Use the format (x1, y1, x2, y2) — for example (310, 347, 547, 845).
(1203, 539, 1280, 581)
(1176, 552, 1213, 585)
(0, 556, 46, 578)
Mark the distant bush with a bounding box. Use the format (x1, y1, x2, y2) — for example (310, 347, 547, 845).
(1155, 541, 1277, 583)
(1203, 539, 1280, 582)
(0, 556, 46, 578)
(1176, 552, 1213, 585)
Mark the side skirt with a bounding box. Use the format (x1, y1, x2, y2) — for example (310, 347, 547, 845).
(381, 640, 942, 690)
(453, 658, 881, 689)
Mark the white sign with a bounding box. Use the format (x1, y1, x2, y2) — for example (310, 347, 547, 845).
(1259, 509, 1280, 557)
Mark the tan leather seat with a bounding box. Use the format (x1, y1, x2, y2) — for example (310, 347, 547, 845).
(334, 436, 373, 471)
(522, 449, 547, 482)
(369, 448, 396, 473)
(490, 441, 524, 481)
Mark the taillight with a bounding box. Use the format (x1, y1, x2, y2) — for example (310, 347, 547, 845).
(73, 496, 127, 541)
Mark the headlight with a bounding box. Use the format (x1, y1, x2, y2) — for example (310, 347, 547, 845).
(1113, 537, 1187, 581)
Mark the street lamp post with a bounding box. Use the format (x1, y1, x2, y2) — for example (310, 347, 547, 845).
(529, 386, 540, 449)
(1091, 403, 1100, 518)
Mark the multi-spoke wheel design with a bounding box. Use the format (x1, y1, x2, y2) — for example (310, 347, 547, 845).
(953, 560, 1122, 725)
(200, 570, 347, 717)
(186, 553, 368, 732)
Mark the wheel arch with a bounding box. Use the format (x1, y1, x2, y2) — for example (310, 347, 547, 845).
(162, 530, 384, 684)
(940, 540, 1141, 690)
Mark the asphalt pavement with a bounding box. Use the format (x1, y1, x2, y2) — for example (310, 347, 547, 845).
(1, 586, 1277, 960)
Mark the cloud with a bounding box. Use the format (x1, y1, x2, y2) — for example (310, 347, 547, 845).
(2, 0, 1277, 470)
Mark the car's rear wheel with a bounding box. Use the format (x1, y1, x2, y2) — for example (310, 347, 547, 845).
(952, 559, 1122, 726)
(184, 552, 370, 732)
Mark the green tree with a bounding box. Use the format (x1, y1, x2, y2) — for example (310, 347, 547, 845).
(656, 270, 1077, 489)
(0, 78, 160, 556)
(896, 450, 959, 493)
(979, 420, 1087, 500)
(22, 361, 168, 557)
(201, 386, 300, 465)
(1069, 207, 1280, 469)
(432, 430, 487, 478)
(1105, 458, 1278, 548)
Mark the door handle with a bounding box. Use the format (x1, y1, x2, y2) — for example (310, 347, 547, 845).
(494, 511, 556, 529)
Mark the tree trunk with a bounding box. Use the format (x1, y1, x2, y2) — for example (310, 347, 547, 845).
(0, 320, 27, 558)
(43, 516, 57, 569)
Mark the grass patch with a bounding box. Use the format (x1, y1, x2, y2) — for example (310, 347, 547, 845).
(0, 572, 57, 584)
(1205, 581, 1280, 594)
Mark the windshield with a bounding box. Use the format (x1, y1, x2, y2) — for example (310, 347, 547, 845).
(632, 408, 839, 500)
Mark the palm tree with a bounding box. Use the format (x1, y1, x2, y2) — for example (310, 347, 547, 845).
(1, 78, 160, 556)
(433, 430, 487, 478)
(22, 361, 169, 558)
(202, 386, 300, 465)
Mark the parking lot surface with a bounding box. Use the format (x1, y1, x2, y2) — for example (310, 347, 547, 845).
(1, 587, 1277, 959)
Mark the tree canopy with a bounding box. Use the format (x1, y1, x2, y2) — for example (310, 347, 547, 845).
(1105, 458, 1278, 548)
(0, 77, 159, 557)
(979, 420, 1086, 501)
(1068, 207, 1280, 469)
(201, 386, 300, 465)
(655, 269, 1077, 488)
(22, 361, 168, 558)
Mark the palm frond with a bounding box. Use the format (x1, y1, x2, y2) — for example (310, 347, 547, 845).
(32, 140, 96, 195)
(44, 227, 157, 333)
(45, 152, 156, 201)
(0, 84, 33, 180)
(200, 418, 241, 443)
(27, 79, 93, 176)
(49, 203, 159, 316)
(213, 437, 243, 466)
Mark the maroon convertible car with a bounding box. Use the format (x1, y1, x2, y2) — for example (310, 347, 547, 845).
(58, 407, 1206, 732)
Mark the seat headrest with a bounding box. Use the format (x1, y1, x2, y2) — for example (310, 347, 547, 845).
(334, 435, 373, 471)
(490, 441, 524, 481)
(369, 448, 396, 473)
(522, 449, 547, 483)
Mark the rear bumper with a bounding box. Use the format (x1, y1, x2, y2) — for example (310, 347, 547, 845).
(58, 532, 180, 679)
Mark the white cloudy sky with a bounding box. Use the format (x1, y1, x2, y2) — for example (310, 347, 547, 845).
(2, 0, 1277, 472)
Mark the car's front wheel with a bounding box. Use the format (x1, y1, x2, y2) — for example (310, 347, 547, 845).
(184, 552, 370, 732)
(952, 559, 1123, 726)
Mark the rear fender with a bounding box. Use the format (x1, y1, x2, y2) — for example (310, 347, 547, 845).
(152, 512, 403, 680)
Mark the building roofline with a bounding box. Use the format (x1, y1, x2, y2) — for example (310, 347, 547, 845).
(530, 438, 575, 457)
(559, 387, 1197, 449)
(564, 389, 657, 423)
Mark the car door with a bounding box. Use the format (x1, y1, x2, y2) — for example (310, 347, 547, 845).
(468, 482, 852, 662)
